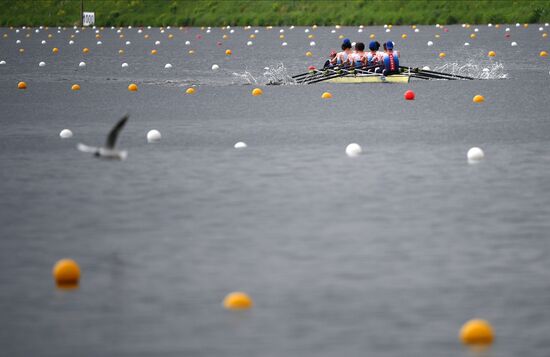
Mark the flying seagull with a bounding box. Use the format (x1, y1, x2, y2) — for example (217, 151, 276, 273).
(77, 114, 129, 160)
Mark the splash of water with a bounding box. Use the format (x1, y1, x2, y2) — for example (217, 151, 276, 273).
(232, 63, 295, 85)
(434, 61, 508, 79)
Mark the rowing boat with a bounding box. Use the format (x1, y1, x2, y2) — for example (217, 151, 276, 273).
(325, 74, 411, 84)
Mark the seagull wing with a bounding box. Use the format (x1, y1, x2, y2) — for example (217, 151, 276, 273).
(77, 143, 98, 153)
(105, 114, 129, 149)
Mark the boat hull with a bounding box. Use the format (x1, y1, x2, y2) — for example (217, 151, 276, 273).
(326, 74, 411, 84)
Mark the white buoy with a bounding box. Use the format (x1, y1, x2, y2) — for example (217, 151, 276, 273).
(310, 41, 316, 46)
(414, 28, 419, 33)
(279, 29, 284, 33)
(422, 66, 431, 70)
(147, 130, 161, 143)
(511, 41, 518, 46)
(505, 27, 510, 32)
(79, 61, 86, 68)
(474, 28, 479, 32)
(358, 29, 363, 33)
(331, 29, 336, 33)
(247, 41, 253, 46)
(69, 40, 74, 45)
(515, 23, 520, 27)
(467, 147, 484, 162)
(16, 39, 21, 44)
(0, 60, 6, 65)
(41, 40, 46, 44)
(488, 23, 493, 27)
(427, 41, 434, 46)
(39, 61, 46, 67)
(138, 29, 142, 33)
(96, 41, 102, 45)
(482, 68, 489, 72)
(345, 143, 362, 157)
(385, 28, 391, 33)
(305, 29, 310, 33)
(121, 62, 128, 68)
(155, 40, 160, 45)
(281, 42, 287, 46)
(234, 141, 247, 149)
(254, 29, 259, 33)
(464, 42, 470, 46)
(59, 129, 73, 139)
(164, 63, 172, 69)
(230, 29, 235, 34)
(185, 40, 190, 45)
(125, 40, 131, 45)
(211, 64, 219, 71)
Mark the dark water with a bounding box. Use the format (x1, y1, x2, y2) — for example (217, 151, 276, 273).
(0, 24, 549, 357)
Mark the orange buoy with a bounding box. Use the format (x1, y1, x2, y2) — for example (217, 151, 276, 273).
(225, 49, 232, 55)
(71, 84, 80, 91)
(185, 87, 195, 94)
(18, 81, 27, 89)
(321, 92, 332, 99)
(251, 88, 263, 96)
(151, 49, 157, 55)
(52, 259, 81, 286)
(540, 50, 548, 57)
(459, 319, 494, 345)
(82, 47, 89, 53)
(223, 292, 253, 310)
(488, 51, 496, 57)
(473, 94, 485, 103)
(128, 83, 138, 91)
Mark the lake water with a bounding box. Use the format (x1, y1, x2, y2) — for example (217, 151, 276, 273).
(0, 24, 549, 357)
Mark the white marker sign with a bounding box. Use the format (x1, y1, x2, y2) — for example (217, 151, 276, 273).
(83, 12, 95, 26)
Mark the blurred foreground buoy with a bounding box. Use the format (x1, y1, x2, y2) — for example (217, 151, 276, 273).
(460, 319, 494, 345)
(234, 141, 247, 149)
(223, 292, 253, 310)
(52, 259, 81, 287)
(147, 130, 161, 143)
(346, 143, 362, 157)
(59, 129, 73, 138)
(467, 147, 485, 162)
(251, 88, 263, 96)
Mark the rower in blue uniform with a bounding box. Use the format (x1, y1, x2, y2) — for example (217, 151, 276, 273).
(382, 41, 400, 76)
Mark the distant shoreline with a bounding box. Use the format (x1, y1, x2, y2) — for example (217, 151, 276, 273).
(1, 0, 549, 27)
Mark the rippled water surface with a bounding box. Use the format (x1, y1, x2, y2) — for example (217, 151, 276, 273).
(1, 24, 550, 357)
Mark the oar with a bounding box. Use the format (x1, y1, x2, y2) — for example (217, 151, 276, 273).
(420, 68, 474, 80)
(292, 64, 341, 79)
(305, 64, 382, 84)
(401, 66, 474, 80)
(296, 65, 354, 84)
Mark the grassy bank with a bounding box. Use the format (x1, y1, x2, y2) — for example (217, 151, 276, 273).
(0, 0, 549, 27)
